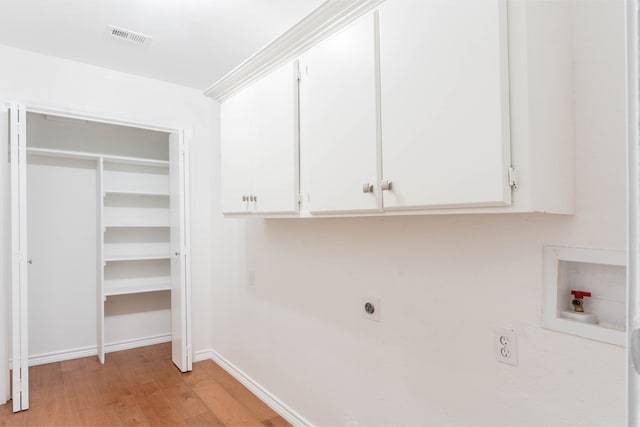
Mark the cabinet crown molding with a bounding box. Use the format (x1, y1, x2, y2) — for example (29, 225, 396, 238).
(203, 0, 384, 102)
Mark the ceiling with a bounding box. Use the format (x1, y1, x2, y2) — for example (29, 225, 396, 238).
(0, 0, 325, 90)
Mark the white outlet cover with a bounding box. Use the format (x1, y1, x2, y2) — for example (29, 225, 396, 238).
(361, 296, 380, 321)
(495, 328, 518, 366)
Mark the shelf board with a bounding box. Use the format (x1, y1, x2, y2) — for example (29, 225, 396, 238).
(104, 190, 170, 198)
(104, 254, 171, 262)
(103, 277, 171, 297)
(103, 156, 169, 168)
(104, 224, 170, 229)
(27, 147, 169, 167)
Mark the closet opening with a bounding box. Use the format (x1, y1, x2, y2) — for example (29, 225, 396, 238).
(7, 105, 192, 412)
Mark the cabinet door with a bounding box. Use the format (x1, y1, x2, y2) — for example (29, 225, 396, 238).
(252, 61, 299, 214)
(379, 0, 511, 210)
(299, 12, 380, 214)
(220, 87, 254, 214)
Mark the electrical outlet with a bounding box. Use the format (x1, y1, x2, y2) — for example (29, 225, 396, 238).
(247, 270, 255, 286)
(361, 296, 380, 321)
(495, 328, 518, 366)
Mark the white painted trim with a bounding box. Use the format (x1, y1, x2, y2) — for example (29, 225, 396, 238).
(199, 349, 313, 427)
(14, 333, 172, 367)
(104, 333, 172, 355)
(0, 100, 181, 134)
(194, 349, 214, 363)
(26, 104, 178, 134)
(0, 105, 9, 405)
(27, 346, 96, 367)
(204, 0, 385, 102)
(627, 0, 640, 424)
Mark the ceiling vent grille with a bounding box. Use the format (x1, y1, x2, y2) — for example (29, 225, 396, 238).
(107, 25, 152, 46)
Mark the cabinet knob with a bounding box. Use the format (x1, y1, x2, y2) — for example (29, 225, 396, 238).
(27, 259, 33, 265)
(362, 183, 374, 193)
(249, 195, 257, 202)
(381, 180, 393, 191)
(242, 195, 247, 201)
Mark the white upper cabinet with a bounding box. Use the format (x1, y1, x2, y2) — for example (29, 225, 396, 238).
(220, 61, 299, 215)
(220, 86, 255, 214)
(299, 12, 380, 214)
(212, 0, 574, 218)
(378, 0, 511, 210)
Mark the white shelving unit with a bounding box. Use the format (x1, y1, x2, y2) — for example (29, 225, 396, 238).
(101, 160, 172, 301)
(25, 146, 175, 363)
(103, 259, 171, 297)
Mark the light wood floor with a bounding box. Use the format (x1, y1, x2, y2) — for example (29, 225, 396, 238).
(0, 343, 291, 427)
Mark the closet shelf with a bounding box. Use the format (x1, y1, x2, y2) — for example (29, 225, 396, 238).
(28, 147, 100, 160)
(27, 147, 169, 167)
(103, 277, 171, 297)
(104, 224, 170, 229)
(104, 254, 171, 262)
(104, 190, 170, 197)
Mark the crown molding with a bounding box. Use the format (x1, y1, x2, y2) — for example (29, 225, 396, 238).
(203, 0, 385, 102)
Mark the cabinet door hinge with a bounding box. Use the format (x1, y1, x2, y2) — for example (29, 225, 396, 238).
(508, 166, 519, 191)
(297, 193, 302, 205)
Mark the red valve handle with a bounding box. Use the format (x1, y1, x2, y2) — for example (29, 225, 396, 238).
(571, 290, 591, 299)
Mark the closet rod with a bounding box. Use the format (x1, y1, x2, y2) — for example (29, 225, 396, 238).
(27, 147, 170, 167)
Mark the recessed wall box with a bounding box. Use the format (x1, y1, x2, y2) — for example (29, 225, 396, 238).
(543, 246, 626, 346)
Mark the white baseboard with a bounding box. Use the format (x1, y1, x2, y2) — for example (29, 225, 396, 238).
(28, 345, 97, 366)
(194, 349, 214, 362)
(200, 348, 313, 427)
(26, 333, 172, 367)
(104, 333, 172, 354)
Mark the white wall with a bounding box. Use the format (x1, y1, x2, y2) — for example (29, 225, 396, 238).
(0, 45, 214, 367)
(210, 1, 627, 425)
(0, 105, 9, 403)
(27, 155, 99, 356)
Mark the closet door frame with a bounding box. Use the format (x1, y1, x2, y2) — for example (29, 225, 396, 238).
(5, 103, 194, 412)
(627, 0, 640, 424)
(0, 105, 9, 407)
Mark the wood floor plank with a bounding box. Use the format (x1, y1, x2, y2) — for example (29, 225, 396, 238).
(193, 379, 265, 427)
(204, 362, 280, 421)
(182, 359, 219, 388)
(105, 393, 149, 426)
(262, 415, 291, 427)
(157, 376, 210, 420)
(182, 411, 225, 427)
(0, 343, 291, 427)
(132, 381, 180, 426)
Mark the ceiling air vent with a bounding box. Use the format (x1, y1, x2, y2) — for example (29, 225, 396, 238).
(107, 25, 152, 46)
